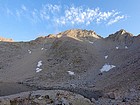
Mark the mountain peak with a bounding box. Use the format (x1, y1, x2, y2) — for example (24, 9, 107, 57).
(106, 29, 133, 43)
(116, 29, 126, 35)
(57, 29, 102, 39)
(114, 29, 132, 36)
(0, 36, 14, 42)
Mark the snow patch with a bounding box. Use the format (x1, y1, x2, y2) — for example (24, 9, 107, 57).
(89, 41, 94, 44)
(37, 61, 42, 67)
(38, 96, 43, 100)
(36, 61, 43, 73)
(100, 64, 116, 72)
(125, 46, 128, 49)
(116, 47, 119, 49)
(67, 71, 75, 75)
(36, 68, 42, 73)
(105, 55, 108, 59)
(28, 50, 31, 54)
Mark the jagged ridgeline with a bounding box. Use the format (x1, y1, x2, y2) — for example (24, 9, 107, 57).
(0, 36, 13, 42)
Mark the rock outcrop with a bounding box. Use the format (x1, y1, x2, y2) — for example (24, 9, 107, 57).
(57, 29, 102, 42)
(106, 29, 133, 45)
(0, 90, 93, 105)
(0, 36, 13, 42)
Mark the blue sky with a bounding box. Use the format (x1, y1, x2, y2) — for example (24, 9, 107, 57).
(0, 0, 140, 41)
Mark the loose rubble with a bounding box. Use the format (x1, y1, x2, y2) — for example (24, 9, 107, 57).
(0, 90, 93, 105)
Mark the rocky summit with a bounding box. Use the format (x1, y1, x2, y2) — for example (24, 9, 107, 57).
(0, 36, 13, 42)
(0, 29, 140, 105)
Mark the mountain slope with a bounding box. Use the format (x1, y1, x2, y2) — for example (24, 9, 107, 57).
(0, 29, 140, 104)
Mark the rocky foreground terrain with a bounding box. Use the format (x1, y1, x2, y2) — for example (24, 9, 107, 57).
(0, 29, 140, 105)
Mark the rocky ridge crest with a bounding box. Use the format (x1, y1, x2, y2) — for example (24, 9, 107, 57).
(0, 36, 13, 42)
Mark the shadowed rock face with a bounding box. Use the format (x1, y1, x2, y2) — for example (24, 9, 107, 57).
(0, 29, 140, 104)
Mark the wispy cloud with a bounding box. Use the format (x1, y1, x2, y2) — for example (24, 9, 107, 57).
(56, 6, 100, 25)
(2, 4, 127, 26)
(6, 8, 13, 16)
(31, 9, 41, 23)
(40, 6, 50, 20)
(55, 6, 126, 26)
(39, 4, 61, 21)
(107, 15, 126, 25)
(21, 5, 27, 11)
(46, 4, 60, 13)
(16, 9, 22, 18)
(96, 11, 115, 23)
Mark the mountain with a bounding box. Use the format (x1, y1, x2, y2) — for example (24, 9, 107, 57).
(0, 36, 13, 42)
(57, 29, 102, 39)
(106, 29, 134, 45)
(0, 29, 140, 105)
